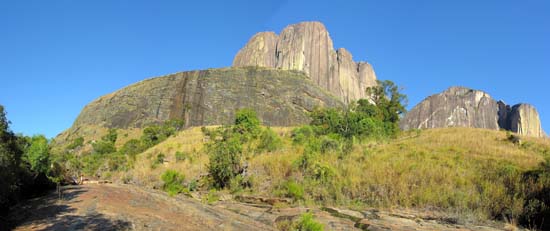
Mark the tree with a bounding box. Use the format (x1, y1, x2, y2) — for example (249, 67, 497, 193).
(24, 135, 50, 175)
(365, 80, 407, 124)
(233, 108, 261, 138)
(207, 132, 243, 189)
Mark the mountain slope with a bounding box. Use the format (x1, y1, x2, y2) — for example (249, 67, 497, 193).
(61, 67, 342, 141)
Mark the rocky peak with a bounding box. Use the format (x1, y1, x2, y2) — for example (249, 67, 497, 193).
(233, 21, 377, 103)
(401, 87, 546, 138)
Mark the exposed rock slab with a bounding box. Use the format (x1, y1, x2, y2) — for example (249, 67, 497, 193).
(508, 104, 545, 138)
(233, 21, 377, 103)
(400, 87, 499, 131)
(401, 87, 546, 138)
(70, 67, 342, 131)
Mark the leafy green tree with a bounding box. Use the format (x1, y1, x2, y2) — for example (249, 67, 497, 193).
(119, 139, 144, 159)
(206, 131, 243, 189)
(24, 135, 50, 175)
(365, 80, 407, 124)
(233, 108, 261, 138)
(0, 105, 23, 212)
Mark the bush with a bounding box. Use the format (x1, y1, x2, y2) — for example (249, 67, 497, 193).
(175, 151, 187, 162)
(257, 128, 282, 153)
(120, 139, 145, 159)
(161, 169, 185, 196)
(233, 108, 261, 139)
(319, 135, 340, 154)
(92, 140, 116, 155)
(67, 137, 84, 150)
(295, 212, 324, 231)
(102, 128, 118, 144)
(284, 180, 304, 201)
(141, 119, 184, 148)
(207, 135, 243, 189)
(291, 126, 315, 144)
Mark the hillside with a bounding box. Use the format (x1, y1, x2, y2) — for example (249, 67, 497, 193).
(50, 125, 547, 229)
(12, 127, 550, 230)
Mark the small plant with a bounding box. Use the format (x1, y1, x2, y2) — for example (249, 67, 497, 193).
(295, 212, 324, 231)
(202, 189, 219, 205)
(67, 137, 84, 150)
(175, 151, 187, 162)
(284, 180, 304, 201)
(161, 169, 185, 196)
(291, 126, 315, 144)
(257, 127, 283, 153)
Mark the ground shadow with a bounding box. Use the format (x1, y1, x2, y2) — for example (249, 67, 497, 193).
(6, 185, 132, 231)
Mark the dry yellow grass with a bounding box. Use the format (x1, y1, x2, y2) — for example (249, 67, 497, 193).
(113, 126, 549, 222)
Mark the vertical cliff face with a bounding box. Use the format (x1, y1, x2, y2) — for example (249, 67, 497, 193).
(233, 21, 377, 103)
(70, 67, 343, 130)
(233, 32, 278, 68)
(400, 87, 546, 138)
(508, 104, 545, 138)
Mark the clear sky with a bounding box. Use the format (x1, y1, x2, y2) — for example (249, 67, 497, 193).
(1, 0, 549, 138)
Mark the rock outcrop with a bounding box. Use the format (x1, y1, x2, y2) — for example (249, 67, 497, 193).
(506, 104, 545, 138)
(70, 67, 342, 131)
(399, 87, 500, 131)
(400, 87, 546, 138)
(233, 21, 377, 104)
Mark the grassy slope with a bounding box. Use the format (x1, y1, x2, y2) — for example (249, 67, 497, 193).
(112, 127, 549, 222)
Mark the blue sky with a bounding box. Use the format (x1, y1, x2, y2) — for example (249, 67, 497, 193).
(1, 0, 549, 138)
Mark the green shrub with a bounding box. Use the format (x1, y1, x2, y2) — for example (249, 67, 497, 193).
(257, 127, 282, 153)
(233, 108, 261, 139)
(319, 135, 340, 154)
(120, 139, 145, 159)
(295, 212, 324, 231)
(82, 153, 103, 176)
(102, 128, 118, 144)
(161, 169, 185, 196)
(291, 126, 315, 144)
(285, 180, 304, 201)
(67, 137, 84, 150)
(175, 151, 187, 162)
(207, 135, 243, 189)
(141, 119, 184, 148)
(203, 189, 219, 204)
(92, 140, 116, 155)
(151, 153, 166, 169)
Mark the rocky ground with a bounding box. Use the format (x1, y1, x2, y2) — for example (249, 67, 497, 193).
(9, 184, 514, 231)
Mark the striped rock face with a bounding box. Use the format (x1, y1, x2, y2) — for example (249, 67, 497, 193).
(401, 86, 546, 138)
(233, 21, 377, 104)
